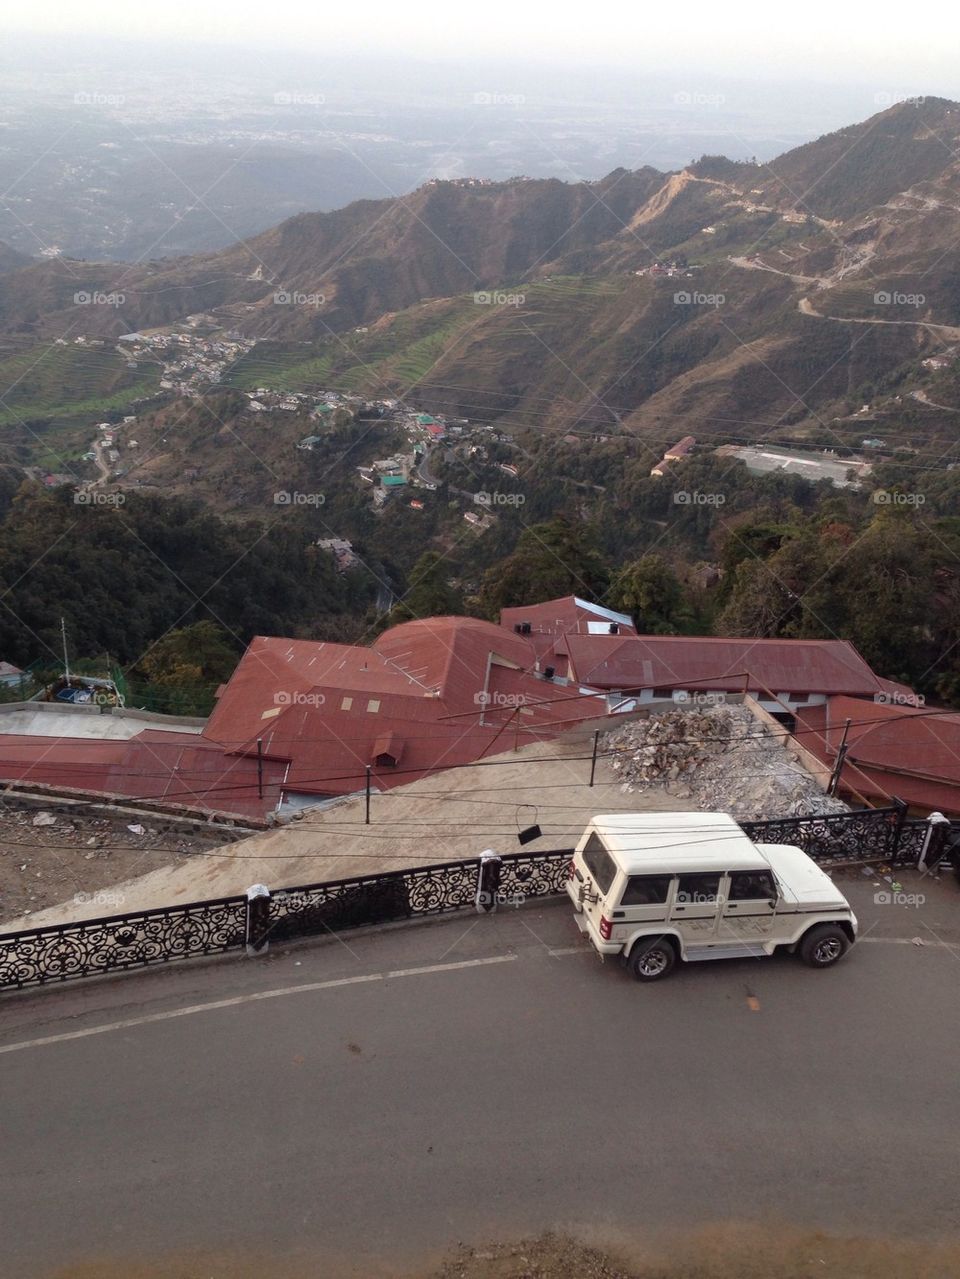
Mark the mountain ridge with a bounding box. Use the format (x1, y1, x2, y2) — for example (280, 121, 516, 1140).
(2, 97, 959, 445)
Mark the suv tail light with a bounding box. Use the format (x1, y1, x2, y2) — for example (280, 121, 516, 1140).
(599, 915, 613, 940)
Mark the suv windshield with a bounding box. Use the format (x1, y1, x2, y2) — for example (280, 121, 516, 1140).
(581, 832, 617, 895)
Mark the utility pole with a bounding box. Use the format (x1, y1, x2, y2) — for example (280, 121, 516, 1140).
(61, 617, 71, 687)
(256, 738, 264, 800)
(828, 718, 852, 797)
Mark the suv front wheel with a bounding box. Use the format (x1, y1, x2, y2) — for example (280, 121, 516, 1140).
(628, 936, 677, 982)
(799, 923, 849, 968)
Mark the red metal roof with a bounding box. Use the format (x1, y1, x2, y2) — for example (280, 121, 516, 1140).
(796, 696, 960, 814)
(665, 435, 696, 458)
(562, 634, 888, 696)
(201, 616, 611, 801)
(0, 730, 285, 820)
(499, 597, 638, 673)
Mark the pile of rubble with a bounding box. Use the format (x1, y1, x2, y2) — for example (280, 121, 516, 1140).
(603, 704, 849, 821)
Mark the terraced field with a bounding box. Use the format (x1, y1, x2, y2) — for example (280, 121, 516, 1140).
(223, 278, 627, 406)
(0, 343, 162, 429)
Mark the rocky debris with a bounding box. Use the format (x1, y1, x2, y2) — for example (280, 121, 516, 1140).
(436, 1235, 632, 1279)
(603, 705, 849, 821)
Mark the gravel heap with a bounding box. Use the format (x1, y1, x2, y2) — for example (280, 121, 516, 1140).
(603, 704, 849, 821)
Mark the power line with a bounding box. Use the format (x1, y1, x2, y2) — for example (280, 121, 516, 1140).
(0, 699, 955, 804)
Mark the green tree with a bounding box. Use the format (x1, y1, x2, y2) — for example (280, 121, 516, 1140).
(479, 517, 608, 614)
(716, 534, 830, 638)
(137, 621, 239, 687)
(389, 551, 462, 624)
(608, 554, 685, 633)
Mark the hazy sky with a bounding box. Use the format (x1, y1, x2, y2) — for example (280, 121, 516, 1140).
(6, 0, 959, 93)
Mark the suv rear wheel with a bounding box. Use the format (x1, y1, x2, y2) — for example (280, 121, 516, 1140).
(799, 924, 849, 968)
(628, 936, 677, 982)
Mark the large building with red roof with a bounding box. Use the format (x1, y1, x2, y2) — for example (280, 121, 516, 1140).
(200, 616, 610, 813)
(0, 593, 951, 823)
(0, 616, 612, 822)
(497, 603, 909, 717)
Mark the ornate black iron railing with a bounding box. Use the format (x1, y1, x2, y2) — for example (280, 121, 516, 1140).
(0, 896, 247, 991)
(0, 808, 941, 995)
(265, 850, 573, 944)
(741, 802, 911, 864)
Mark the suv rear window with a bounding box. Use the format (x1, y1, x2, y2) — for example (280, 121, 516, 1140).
(621, 875, 673, 906)
(581, 832, 617, 895)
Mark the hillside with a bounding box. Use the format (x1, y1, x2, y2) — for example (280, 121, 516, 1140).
(0, 240, 31, 275)
(1, 98, 959, 453)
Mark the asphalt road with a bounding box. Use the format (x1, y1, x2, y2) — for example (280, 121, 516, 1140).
(2, 869, 959, 1277)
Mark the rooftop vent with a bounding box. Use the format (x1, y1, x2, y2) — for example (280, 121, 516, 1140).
(609, 622, 619, 634)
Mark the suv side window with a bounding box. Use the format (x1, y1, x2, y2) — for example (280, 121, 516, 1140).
(728, 870, 777, 901)
(621, 875, 673, 906)
(675, 873, 722, 905)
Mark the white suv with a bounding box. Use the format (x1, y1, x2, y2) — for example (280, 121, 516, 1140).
(567, 811, 857, 981)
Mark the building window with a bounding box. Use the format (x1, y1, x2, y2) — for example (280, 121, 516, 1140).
(340, 696, 353, 711)
(366, 699, 381, 713)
